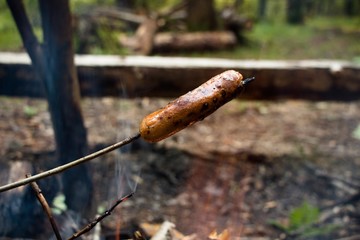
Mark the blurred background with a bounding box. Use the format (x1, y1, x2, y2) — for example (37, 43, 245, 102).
(0, 0, 359, 60)
(1, 0, 360, 239)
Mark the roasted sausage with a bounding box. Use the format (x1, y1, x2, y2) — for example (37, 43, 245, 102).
(140, 70, 253, 142)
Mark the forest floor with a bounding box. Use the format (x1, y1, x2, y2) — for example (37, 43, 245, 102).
(1, 96, 360, 239)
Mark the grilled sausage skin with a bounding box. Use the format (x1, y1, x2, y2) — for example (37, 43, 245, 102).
(140, 70, 244, 142)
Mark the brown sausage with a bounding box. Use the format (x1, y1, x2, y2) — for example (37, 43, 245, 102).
(139, 70, 247, 142)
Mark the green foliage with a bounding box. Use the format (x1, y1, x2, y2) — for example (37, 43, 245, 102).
(288, 201, 319, 231)
(352, 123, 360, 140)
(70, 0, 115, 13)
(300, 224, 339, 239)
(260, 0, 286, 23)
(1, 0, 360, 60)
(0, 0, 42, 50)
(77, 23, 130, 55)
(97, 204, 106, 214)
(309, 16, 360, 33)
(269, 201, 337, 238)
(23, 105, 38, 118)
(0, 3, 22, 51)
(52, 193, 68, 215)
(353, 57, 360, 64)
(183, 15, 360, 61)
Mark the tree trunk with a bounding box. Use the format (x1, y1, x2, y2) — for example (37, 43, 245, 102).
(7, 0, 92, 215)
(286, 0, 304, 24)
(186, 0, 217, 31)
(258, 0, 267, 20)
(344, 0, 360, 16)
(38, 0, 92, 213)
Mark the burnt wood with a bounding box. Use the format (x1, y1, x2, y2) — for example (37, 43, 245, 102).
(1, 52, 359, 100)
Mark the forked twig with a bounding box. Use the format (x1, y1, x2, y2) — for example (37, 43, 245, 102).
(0, 133, 141, 193)
(26, 174, 62, 240)
(68, 192, 134, 240)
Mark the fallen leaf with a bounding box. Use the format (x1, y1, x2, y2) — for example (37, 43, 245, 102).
(208, 229, 230, 240)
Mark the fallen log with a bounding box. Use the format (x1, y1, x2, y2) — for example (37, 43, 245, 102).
(121, 31, 237, 54)
(1, 52, 360, 100)
(153, 31, 237, 53)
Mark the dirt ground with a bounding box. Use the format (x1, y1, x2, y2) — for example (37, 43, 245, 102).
(1, 96, 360, 239)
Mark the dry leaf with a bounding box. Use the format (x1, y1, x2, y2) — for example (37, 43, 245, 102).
(208, 229, 230, 240)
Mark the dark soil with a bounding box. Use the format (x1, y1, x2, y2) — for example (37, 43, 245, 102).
(1, 96, 360, 239)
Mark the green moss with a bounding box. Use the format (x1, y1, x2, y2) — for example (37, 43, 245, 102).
(181, 17, 360, 60)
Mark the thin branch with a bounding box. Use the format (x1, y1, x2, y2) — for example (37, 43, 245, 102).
(26, 174, 62, 240)
(0, 133, 141, 193)
(68, 192, 134, 240)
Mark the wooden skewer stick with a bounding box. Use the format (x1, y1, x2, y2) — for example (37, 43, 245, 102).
(0, 75, 255, 193)
(0, 133, 141, 193)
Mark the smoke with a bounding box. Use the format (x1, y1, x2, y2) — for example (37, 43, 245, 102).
(108, 82, 140, 203)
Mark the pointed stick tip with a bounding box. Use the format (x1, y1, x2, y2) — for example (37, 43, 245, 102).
(242, 77, 255, 85)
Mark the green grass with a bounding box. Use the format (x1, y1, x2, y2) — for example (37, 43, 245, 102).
(0, 1, 42, 51)
(181, 17, 360, 61)
(0, 5, 22, 51)
(269, 201, 338, 239)
(309, 16, 360, 33)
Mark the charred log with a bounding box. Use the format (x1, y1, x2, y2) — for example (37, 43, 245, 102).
(1, 53, 360, 101)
